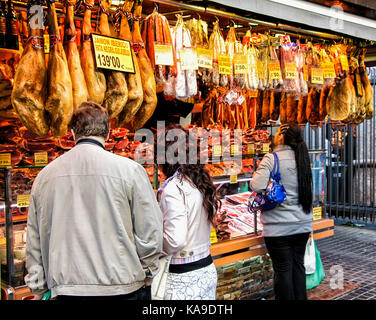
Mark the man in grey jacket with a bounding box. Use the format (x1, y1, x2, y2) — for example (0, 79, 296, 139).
(25, 102, 163, 300)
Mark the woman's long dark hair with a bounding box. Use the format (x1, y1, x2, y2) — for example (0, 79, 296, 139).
(281, 123, 313, 214)
(156, 124, 220, 223)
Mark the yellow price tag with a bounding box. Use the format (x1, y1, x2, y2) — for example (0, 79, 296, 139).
(249, 90, 258, 98)
(210, 227, 218, 244)
(180, 48, 198, 70)
(34, 152, 48, 166)
(322, 62, 336, 79)
(311, 68, 324, 84)
(92, 34, 135, 73)
(269, 61, 282, 80)
(230, 175, 238, 184)
(230, 144, 240, 156)
(213, 145, 222, 157)
(257, 60, 264, 79)
(17, 195, 30, 208)
(303, 65, 309, 82)
(44, 34, 49, 54)
(285, 62, 297, 79)
(313, 206, 322, 220)
(154, 44, 174, 66)
(233, 55, 248, 75)
(248, 144, 255, 154)
(0, 236, 6, 245)
(0, 153, 11, 166)
(218, 55, 232, 75)
(262, 143, 270, 153)
(196, 47, 213, 69)
(340, 55, 349, 71)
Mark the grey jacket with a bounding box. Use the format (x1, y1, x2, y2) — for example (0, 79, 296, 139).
(249, 145, 313, 237)
(25, 139, 163, 298)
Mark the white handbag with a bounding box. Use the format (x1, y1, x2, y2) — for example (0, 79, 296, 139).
(304, 235, 316, 275)
(151, 254, 172, 300)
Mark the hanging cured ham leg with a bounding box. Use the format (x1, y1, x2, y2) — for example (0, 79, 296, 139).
(45, 0, 73, 137)
(99, 0, 128, 119)
(80, 0, 106, 104)
(117, 0, 143, 127)
(63, 0, 88, 110)
(11, 0, 49, 136)
(130, 0, 157, 131)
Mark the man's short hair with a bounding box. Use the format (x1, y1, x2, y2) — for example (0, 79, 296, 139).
(69, 102, 109, 140)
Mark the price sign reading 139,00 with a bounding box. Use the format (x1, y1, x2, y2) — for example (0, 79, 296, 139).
(92, 34, 135, 73)
(97, 54, 122, 69)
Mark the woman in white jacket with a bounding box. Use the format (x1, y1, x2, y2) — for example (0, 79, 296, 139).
(157, 125, 220, 300)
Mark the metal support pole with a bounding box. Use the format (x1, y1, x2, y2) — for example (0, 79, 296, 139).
(4, 168, 14, 286)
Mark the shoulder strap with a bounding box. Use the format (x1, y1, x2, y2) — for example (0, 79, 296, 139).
(271, 152, 282, 182)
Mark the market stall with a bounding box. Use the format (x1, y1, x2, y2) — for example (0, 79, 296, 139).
(1, 0, 375, 300)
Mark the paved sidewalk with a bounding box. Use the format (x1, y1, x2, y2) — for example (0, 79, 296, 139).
(315, 224, 376, 300)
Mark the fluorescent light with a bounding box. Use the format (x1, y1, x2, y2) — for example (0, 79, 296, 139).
(269, 0, 376, 29)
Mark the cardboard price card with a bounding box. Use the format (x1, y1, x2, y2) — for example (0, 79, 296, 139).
(340, 55, 349, 71)
(311, 67, 324, 84)
(313, 206, 322, 220)
(180, 48, 198, 70)
(322, 62, 336, 79)
(230, 144, 240, 156)
(196, 47, 213, 69)
(249, 90, 258, 98)
(34, 152, 48, 166)
(247, 144, 255, 154)
(44, 34, 49, 54)
(154, 43, 174, 66)
(92, 34, 135, 73)
(303, 65, 309, 82)
(0, 153, 11, 166)
(218, 55, 232, 75)
(210, 227, 218, 244)
(230, 174, 238, 184)
(213, 145, 222, 157)
(262, 143, 270, 153)
(269, 61, 282, 80)
(285, 62, 297, 79)
(233, 55, 248, 75)
(17, 194, 30, 208)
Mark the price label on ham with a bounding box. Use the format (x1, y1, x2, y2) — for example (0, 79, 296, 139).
(247, 144, 255, 154)
(0, 153, 11, 166)
(213, 145, 222, 157)
(92, 34, 135, 73)
(180, 48, 198, 70)
(322, 63, 336, 79)
(218, 55, 232, 75)
(196, 48, 213, 68)
(340, 55, 349, 71)
(233, 55, 248, 74)
(311, 68, 324, 84)
(303, 65, 309, 82)
(230, 144, 240, 156)
(17, 195, 30, 208)
(285, 63, 297, 79)
(262, 143, 270, 153)
(249, 90, 258, 98)
(44, 34, 49, 54)
(34, 152, 48, 166)
(269, 62, 282, 80)
(154, 44, 174, 66)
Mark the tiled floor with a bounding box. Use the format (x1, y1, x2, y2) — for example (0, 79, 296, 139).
(316, 225, 376, 300)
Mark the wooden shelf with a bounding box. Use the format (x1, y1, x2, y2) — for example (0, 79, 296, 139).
(211, 218, 335, 268)
(0, 214, 28, 225)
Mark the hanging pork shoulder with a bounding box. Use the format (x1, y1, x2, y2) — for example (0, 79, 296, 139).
(359, 48, 374, 120)
(99, 0, 128, 119)
(63, 0, 88, 110)
(130, 0, 157, 131)
(45, 0, 73, 138)
(80, 0, 106, 104)
(117, 0, 143, 127)
(11, 0, 50, 136)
